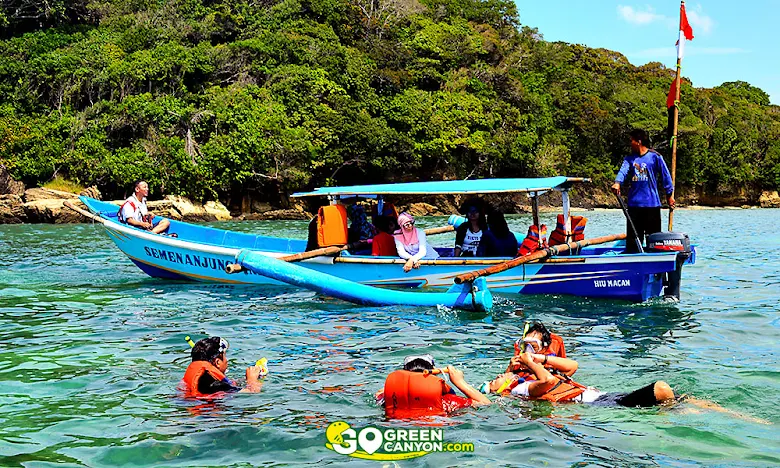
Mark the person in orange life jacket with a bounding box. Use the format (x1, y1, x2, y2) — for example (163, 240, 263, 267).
(477, 211, 519, 257)
(372, 216, 397, 256)
(482, 352, 675, 407)
(454, 203, 487, 257)
(118, 180, 172, 235)
(611, 129, 675, 254)
(379, 355, 491, 418)
(181, 337, 262, 396)
(504, 322, 567, 374)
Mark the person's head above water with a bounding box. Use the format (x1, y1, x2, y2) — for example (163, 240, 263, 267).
(191, 336, 230, 372)
(517, 322, 551, 354)
(403, 354, 435, 373)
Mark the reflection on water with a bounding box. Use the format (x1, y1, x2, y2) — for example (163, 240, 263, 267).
(0, 209, 778, 466)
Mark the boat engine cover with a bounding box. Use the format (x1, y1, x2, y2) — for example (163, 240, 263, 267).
(647, 232, 690, 253)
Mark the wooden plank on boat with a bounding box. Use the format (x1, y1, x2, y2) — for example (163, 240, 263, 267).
(63, 200, 106, 225)
(453, 233, 626, 284)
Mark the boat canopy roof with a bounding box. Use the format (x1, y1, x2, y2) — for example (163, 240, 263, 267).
(292, 177, 589, 198)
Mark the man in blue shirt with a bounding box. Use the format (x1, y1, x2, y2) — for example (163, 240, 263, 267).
(611, 129, 675, 253)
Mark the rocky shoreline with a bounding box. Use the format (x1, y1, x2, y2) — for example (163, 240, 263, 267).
(1, 162, 779, 225)
(1, 186, 778, 225)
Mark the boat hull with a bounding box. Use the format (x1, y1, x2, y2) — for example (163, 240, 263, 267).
(83, 197, 693, 302)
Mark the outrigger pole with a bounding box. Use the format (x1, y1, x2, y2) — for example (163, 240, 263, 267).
(668, 0, 691, 231)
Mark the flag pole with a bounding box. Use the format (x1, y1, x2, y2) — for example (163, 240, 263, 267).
(668, 1, 684, 231)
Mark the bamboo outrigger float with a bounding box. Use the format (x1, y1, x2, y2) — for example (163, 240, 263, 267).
(71, 176, 695, 309)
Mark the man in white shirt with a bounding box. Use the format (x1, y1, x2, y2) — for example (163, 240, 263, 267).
(118, 180, 172, 235)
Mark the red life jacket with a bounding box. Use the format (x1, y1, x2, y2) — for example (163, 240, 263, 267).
(117, 200, 136, 223)
(382, 370, 470, 418)
(518, 224, 548, 256)
(512, 333, 568, 384)
(549, 215, 587, 247)
(181, 361, 230, 398)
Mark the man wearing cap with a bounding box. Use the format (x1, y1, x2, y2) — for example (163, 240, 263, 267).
(379, 354, 490, 418)
(180, 336, 263, 397)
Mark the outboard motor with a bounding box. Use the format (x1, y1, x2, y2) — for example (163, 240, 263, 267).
(647, 232, 691, 300)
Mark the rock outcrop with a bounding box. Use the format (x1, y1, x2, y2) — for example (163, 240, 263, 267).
(0, 194, 25, 224)
(146, 195, 232, 222)
(759, 190, 780, 208)
(23, 198, 85, 224)
(23, 187, 78, 203)
(79, 186, 102, 200)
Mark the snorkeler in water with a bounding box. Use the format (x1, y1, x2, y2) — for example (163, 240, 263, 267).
(180, 336, 264, 397)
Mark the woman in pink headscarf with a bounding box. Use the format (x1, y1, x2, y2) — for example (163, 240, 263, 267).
(393, 212, 439, 272)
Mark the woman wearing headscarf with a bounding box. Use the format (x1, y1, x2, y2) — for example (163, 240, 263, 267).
(393, 212, 439, 272)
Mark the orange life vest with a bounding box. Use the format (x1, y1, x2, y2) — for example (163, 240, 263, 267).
(537, 374, 587, 402)
(549, 214, 587, 247)
(518, 224, 548, 256)
(316, 205, 348, 247)
(383, 370, 451, 418)
(181, 361, 230, 398)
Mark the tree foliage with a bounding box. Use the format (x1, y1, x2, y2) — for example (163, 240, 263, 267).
(1, 0, 778, 204)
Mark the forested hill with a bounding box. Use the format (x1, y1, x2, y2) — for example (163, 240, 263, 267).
(1, 0, 779, 207)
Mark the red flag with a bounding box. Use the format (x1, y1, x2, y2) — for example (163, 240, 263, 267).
(667, 80, 678, 109)
(680, 3, 694, 41)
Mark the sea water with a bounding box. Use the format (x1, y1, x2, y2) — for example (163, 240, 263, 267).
(0, 208, 778, 467)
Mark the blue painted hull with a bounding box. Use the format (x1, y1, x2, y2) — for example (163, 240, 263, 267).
(81, 197, 695, 302)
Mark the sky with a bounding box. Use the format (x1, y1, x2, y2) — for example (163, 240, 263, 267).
(516, 1, 780, 105)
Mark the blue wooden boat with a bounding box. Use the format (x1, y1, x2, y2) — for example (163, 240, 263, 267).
(78, 176, 696, 302)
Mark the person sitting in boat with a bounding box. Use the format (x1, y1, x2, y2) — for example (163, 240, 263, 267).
(347, 204, 376, 244)
(372, 215, 397, 256)
(394, 212, 439, 272)
(454, 202, 487, 257)
(118, 180, 173, 236)
(180, 336, 263, 397)
(377, 354, 491, 419)
(477, 211, 519, 257)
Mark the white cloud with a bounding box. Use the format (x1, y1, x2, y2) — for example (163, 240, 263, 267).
(617, 5, 668, 25)
(686, 6, 714, 35)
(618, 3, 713, 35)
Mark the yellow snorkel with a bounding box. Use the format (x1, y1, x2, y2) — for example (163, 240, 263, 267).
(256, 357, 269, 377)
(496, 376, 515, 394)
(185, 335, 196, 348)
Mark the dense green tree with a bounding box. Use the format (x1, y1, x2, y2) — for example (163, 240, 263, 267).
(0, 0, 778, 206)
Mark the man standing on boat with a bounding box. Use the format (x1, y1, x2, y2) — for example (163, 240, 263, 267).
(611, 129, 675, 253)
(118, 180, 172, 235)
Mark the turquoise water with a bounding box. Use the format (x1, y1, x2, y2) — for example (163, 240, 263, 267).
(0, 209, 778, 467)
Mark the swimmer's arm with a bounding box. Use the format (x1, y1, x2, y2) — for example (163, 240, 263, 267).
(238, 365, 263, 393)
(537, 354, 578, 376)
(446, 365, 491, 406)
(519, 353, 559, 398)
